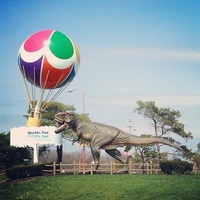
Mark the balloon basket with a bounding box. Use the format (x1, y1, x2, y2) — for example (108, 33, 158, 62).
(26, 117, 41, 127)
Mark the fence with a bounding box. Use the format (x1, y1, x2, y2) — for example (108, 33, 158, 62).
(43, 161, 161, 175)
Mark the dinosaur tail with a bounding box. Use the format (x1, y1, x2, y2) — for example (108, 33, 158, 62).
(128, 135, 184, 152)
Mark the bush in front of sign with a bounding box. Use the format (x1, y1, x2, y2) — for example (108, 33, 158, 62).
(5, 163, 45, 180)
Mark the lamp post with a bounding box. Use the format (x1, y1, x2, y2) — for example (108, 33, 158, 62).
(68, 88, 86, 173)
(68, 88, 85, 114)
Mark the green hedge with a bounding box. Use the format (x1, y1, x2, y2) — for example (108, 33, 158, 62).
(6, 163, 45, 180)
(159, 160, 193, 174)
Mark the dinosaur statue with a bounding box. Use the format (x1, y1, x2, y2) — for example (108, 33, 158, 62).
(54, 112, 184, 172)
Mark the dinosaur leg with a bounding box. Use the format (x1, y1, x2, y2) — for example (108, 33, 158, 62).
(90, 135, 115, 170)
(105, 149, 128, 173)
(90, 145, 101, 170)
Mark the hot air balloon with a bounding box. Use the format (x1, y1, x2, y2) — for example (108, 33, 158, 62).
(18, 30, 80, 126)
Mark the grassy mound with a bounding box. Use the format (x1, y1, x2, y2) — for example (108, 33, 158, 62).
(0, 174, 200, 200)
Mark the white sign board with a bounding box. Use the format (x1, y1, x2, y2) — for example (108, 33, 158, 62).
(10, 126, 61, 147)
(10, 126, 62, 163)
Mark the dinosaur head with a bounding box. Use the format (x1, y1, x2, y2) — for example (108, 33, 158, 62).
(54, 112, 76, 134)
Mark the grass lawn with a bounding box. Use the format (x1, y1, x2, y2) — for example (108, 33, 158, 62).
(0, 174, 200, 200)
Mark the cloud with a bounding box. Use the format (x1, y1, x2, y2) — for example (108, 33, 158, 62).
(87, 48, 200, 62)
(88, 94, 200, 107)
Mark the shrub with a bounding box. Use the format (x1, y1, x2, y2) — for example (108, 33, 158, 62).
(6, 163, 45, 180)
(159, 160, 193, 174)
(159, 161, 173, 174)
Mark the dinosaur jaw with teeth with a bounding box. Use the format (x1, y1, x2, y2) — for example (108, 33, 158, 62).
(54, 118, 69, 134)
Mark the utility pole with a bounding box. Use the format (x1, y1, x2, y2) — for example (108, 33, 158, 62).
(127, 119, 136, 134)
(127, 119, 137, 159)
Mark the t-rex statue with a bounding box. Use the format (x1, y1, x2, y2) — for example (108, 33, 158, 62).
(54, 112, 184, 172)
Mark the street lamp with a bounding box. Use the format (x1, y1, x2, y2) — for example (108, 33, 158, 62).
(68, 88, 85, 114)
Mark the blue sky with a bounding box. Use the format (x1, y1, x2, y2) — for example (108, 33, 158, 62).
(0, 0, 200, 152)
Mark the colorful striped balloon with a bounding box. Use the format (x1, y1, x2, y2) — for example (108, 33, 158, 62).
(18, 30, 80, 89)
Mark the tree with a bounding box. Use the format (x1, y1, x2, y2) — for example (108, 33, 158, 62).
(134, 101, 193, 162)
(197, 142, 200, 151)
(193, 142, 200, 170)
(76, 113, 91, 122)
(0, 132, 30, 168)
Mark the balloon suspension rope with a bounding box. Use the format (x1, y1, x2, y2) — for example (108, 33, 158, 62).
(19, 66, 33, 110)
(33, 70, 50, 119)
(40, 75, 73, 112)
(19, 67, 74, 117)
